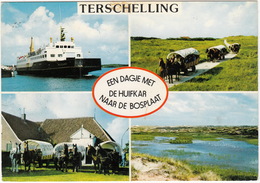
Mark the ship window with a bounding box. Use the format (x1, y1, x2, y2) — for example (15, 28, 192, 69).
(60, 45, 63, 48)
(51, 54, 55, 57)
(77, 54, 81, 57)
(58, 54, 62, 57)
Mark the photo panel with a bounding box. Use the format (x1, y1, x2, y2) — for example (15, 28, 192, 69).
(131, 92, 258, 181)
(1, 2, 129, 91)
(130, 1, 257, 91)
(1, 93, 130, 180)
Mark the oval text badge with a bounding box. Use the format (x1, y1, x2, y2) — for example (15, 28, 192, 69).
(92, 67, 168, 118)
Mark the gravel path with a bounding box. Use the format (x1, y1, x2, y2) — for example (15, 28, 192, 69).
(166, 53, 237, 88)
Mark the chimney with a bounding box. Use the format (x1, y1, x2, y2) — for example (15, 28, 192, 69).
(30, 37, 35, 53)
(21, 108, 27, 124)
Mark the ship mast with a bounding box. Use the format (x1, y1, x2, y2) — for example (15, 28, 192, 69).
(60, 26, 65, 41)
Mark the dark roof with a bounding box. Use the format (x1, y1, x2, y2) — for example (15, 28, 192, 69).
(39, 117, 114, 144)
(1, 111, 50, 142)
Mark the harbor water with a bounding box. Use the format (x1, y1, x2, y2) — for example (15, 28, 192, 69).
(1, 67, 115, 92)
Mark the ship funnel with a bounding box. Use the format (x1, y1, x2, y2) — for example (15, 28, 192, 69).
(30, 37, 35, 53)
(60, 26, 66, 41)
(71, 37, 74, 42)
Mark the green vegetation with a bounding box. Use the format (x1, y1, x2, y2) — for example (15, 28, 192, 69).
(132, 152, 257, 181)
(102, 64, 128, 68)
(132, 126, 258, 145)
(131, 35, 258, 91)
(189, 163, 257, 181)
(169, 137, 193, 144)
(2, 165, 129, 181)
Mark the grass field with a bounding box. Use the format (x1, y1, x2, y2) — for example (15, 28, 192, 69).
(2, 165, 129, 181)
(131, 36, 258, 91)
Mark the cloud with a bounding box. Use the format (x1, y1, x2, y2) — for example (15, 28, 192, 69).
(106, 118, 129, 146)
(130, 2, 257, 38)
(1, 5, 128, 65)
(2, 93, 95, 122)
(133, 93, 258, 126)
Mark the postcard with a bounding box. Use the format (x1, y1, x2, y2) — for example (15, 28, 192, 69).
(1, 0, 258, 182)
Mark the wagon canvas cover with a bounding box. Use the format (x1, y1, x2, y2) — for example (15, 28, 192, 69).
(167, 48, 200, 59)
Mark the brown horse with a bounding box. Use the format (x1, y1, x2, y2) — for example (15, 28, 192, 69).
(23, 141, 37, 171)
(166, 58, 180, 83)
(158, 58, 166, 79)
(86, 145, 101, 173)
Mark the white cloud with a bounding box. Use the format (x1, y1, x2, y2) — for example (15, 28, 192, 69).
(135, 93, 258, 126)
(130, 2, 257, 38)
(2, 93, 95, 122)
(2, 5, 128, 65)
(106, 118, 129, 145)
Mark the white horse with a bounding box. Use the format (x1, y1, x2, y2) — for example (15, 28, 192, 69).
(9, 143, 22, 173)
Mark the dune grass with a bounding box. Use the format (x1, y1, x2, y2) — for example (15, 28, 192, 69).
(132, 152, 257, 181)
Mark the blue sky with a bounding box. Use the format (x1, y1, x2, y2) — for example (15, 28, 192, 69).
(131, 2, 258, 38)
(132, 93, 258, 126)
(1, 93, 129, 147)
(1, 2, 129, 65)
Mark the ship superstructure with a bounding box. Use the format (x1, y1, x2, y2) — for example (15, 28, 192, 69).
(16, 27, 101, 77)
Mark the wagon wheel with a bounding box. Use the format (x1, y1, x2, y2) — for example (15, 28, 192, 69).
(183, 68, 188, 75)
(191, 65, 196, 72)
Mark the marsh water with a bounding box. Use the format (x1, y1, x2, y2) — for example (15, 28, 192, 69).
(1, 67, 114, 92)
(132, 137, 258, 172)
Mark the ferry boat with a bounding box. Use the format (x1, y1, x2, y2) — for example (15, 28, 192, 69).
(16, 27, 101, 77)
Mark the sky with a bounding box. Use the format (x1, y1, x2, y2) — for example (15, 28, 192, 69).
(1, 2, 258, 66)
(132, 93, 258, 127)
(130, 2, 258, 38)
(1, 93, 129, 148)
(1, 2, 129, 65)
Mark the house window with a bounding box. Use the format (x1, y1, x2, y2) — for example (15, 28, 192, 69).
(50, 54, 55, 57)
(6, 143, 12, 151)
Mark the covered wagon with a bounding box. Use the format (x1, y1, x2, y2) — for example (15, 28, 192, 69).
(167, 48, 200, 74)
(53, 142, 86, 165)
(23, 139, 53, 167)
(206, 45, 228, 61)
(224, 39, 241, 53)
(99, 141, 122, 156)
